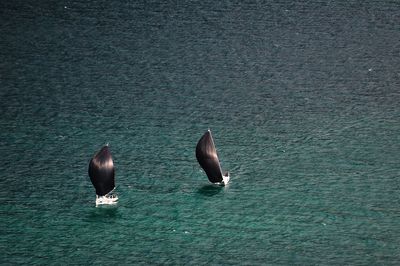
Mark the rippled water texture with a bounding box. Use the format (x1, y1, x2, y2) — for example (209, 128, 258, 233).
(1, 1, 399, 265)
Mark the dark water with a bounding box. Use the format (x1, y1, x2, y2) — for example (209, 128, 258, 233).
(1, 1, 399, 265)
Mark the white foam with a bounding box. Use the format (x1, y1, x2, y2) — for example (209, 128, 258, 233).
(95, 194, 118, 206)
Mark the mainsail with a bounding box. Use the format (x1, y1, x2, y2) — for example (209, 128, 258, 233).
(88, 145, 115, 196)
(196, 130, 224, 183)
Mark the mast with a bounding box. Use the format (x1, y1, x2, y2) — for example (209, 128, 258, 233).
(196, 129, 223, 183)
(88, 145, 115, 196)
(208, 129, 224, 175)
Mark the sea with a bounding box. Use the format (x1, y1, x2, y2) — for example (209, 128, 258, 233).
(1, 0, 399, 265)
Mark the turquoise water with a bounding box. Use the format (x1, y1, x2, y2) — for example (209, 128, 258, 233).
(1, 1, 399, 264)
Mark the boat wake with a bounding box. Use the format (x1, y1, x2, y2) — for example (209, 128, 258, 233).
(96, 194, 118, 206)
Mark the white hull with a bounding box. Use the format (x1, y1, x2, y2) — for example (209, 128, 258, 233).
(214, 173, 230, 186)
(96, 194, 118, 206)
(222, 173, 230, 185)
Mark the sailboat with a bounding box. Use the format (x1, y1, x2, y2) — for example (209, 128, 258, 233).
(88, 145, 118, 206)
(196, 129, 230, 186)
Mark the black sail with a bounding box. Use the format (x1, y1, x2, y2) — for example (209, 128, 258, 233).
(196, 130, 223, 183)
(88, 145, 115, 196)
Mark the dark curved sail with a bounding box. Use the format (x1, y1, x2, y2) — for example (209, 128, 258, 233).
(88, 145, 115, 196)
(196, 130, 223, 183)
